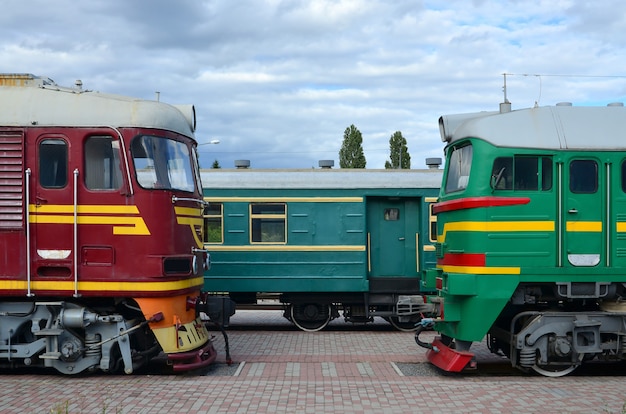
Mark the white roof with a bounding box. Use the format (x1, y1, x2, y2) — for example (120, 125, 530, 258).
(201, 168, 443, 190)
(450, 104, 626, 150)
(0, 77, 195, 137)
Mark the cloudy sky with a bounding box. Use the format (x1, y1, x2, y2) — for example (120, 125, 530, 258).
(2, 0, 626, 169)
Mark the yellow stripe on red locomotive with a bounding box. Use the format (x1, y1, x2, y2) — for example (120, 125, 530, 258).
(29, 204, 150, 235)
(0, 74, 231, 375)
(0, 277, 205, 294)
(174, 206, 204, 248)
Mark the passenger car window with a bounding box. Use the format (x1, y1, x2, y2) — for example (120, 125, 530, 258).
(250, 203, 286, 243)
(204, 203, 223, 243)
(384, 208, 399, 221)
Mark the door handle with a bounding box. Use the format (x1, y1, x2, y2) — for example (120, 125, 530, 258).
(398, 237, 405, 241)
(568, 208, 578, 214)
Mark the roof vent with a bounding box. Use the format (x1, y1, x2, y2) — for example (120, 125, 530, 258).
(556, 102, 573, 106)
(425, 157, 442, 169)
(608, 102, 624, 107)
(318, 160, 334, 169)
(234, 159, 250, 169)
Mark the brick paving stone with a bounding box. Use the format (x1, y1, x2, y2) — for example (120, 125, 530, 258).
(356, 362, 374, 377)
(2, 310, 626, 413)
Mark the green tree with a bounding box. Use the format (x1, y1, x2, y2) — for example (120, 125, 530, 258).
(339, 124, 366, 168)
(384, 131, 411, 169)
(211, 159, 221, 169)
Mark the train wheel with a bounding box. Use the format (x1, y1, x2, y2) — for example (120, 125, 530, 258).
(388, 315, 421, 332)
(290, 303, 332, 332)
(527, 351, 583, 377)
(531, 363, 579, 377)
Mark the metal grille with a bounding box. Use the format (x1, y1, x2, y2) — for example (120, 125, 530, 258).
(435, 242, 443, 258)
(0, 131, 24, 229)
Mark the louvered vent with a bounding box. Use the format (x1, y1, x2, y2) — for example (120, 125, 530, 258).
(0, 132, 24, 229)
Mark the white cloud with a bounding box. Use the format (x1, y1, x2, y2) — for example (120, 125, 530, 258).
(1, 0, 626, 169)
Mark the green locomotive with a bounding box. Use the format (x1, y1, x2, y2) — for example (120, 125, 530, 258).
(201, 168, 441, 331)
(417, 99, 626, 376)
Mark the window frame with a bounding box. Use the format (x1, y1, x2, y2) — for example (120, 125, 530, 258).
(444, 143, 473, 194)
(249, 203, 287, 244)
(39, 138, 68, 189)
(84, 135, 123, 191)
(131, 134, 196, 193)
(491, 155, 553, 192)
(569, 159, 598, 194)
(428, 203, 437, 243)
(203, 202, 224, 244)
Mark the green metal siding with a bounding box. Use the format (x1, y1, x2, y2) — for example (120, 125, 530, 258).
(202, 177, 439, 296)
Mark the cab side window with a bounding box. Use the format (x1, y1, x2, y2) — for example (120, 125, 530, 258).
(39, 139, 67, 188)
(491, 157, 513, 190)
(491, 156, 553, 191)
(570, 160, 597, 193)
(84, 136, 122, 190)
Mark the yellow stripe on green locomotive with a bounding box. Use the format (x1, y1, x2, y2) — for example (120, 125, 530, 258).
(417, 101, 626, 377)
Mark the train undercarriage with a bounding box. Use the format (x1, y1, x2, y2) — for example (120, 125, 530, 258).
(418, 282, 626, 377)
(281, 293, 434, 332)
(492, 282, 626, 376)
(232, 292, 434, 332)
(0, 298, 220, 375)
(0, 300, 158, 374)
(489, 309, 626, 376)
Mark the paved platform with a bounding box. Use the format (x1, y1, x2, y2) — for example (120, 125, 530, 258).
(2, 310, 626, 413)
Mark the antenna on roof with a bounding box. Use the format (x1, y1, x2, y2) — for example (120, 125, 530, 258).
(500, 73, 512, 113)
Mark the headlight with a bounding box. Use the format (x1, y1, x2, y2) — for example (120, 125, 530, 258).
(192, 255, 199, 275)
(204, 252, 211, 271)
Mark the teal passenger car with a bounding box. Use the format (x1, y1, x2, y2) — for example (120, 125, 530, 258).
(201, 168, 441, 331)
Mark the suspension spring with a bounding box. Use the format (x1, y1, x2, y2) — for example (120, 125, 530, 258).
(519, 348, 535, 367)
(84, 333, 101, 359)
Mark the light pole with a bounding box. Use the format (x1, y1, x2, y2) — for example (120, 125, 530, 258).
(199, 139, 220, 146)
(198, 139, 221, 169)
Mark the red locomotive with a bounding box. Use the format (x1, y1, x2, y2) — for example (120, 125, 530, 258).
(0, 74, 232, 374)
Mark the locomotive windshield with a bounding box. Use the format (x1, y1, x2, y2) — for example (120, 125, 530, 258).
(444, 143, 472, 193)
(131, 135, 197, 193)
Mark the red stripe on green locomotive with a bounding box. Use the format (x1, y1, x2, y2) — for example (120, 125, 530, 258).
(420, 102, 626, 376)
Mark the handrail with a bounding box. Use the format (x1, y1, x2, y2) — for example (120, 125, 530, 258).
(172, 195, 208, 206)
(73, 168, 80, 297)
(25, 168, 34, 297)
